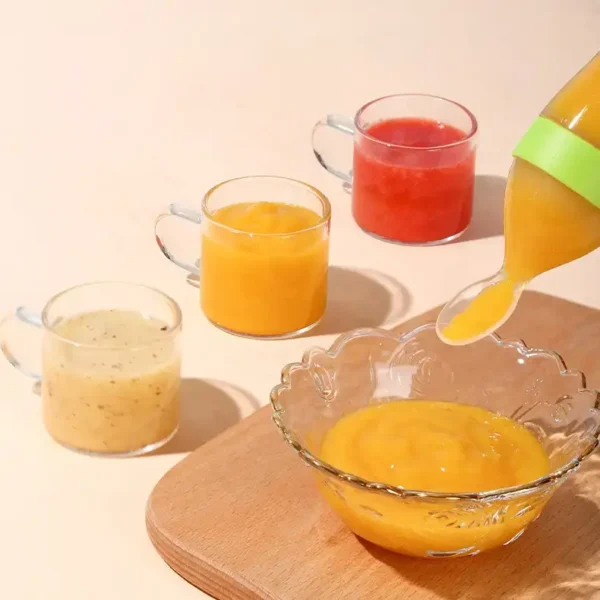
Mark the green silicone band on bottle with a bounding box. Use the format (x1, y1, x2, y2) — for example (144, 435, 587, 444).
(513, 117, 600, 208)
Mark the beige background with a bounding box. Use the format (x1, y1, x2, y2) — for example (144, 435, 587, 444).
(1, 1, 598, 598)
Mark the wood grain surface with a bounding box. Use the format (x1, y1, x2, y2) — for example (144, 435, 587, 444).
(146, 292, 600, 600)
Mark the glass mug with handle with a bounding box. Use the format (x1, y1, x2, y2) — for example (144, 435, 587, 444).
(313, 94, 478, 245)
(155, 176, 331, 339)
(0, 282, 182, 456)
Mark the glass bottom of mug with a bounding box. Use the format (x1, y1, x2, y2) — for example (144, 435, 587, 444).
(358, 223, 470, 246)
(209, 316, 323, 340)
(49, 425, 179, 458)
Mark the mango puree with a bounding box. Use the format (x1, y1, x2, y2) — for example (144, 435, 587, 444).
(201, 201, 329, 337)
(319, 401, 550, 557)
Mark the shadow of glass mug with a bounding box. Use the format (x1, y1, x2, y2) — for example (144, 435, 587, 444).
(312, 94, 478, 245)
(155, 176, 332, 339)
(0, 282, 182, 456)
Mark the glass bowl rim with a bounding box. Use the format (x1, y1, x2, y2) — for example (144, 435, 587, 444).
(270, 322, 600, 501)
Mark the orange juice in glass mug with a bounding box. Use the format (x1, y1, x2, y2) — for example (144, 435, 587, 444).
(155, 176, 331, 338)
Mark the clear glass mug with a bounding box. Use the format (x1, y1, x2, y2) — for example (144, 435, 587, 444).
(313, 94, 478, 245)
(0, 282, 182, 456)
(155, 175, 331, 339)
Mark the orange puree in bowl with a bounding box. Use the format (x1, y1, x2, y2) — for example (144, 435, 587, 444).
(442, 54, 600, 343)
(319, 401, 550, 557)
(201, 202, 329, 337)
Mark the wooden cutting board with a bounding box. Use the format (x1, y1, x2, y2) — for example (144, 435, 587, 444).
(147, 292, 600, 600)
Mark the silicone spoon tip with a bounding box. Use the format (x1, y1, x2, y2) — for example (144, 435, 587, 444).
(436, 276, 525, 346)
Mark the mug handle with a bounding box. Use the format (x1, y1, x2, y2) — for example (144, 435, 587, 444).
(155, 203, 202, 276)
(0, 306, 43, 380)
(312, 114, 355, 183)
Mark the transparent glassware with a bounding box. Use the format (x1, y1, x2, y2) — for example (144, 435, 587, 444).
(155, 176, 331, 339)
(312, 94, 477, 245)
(270, 323, 600, 558)
(0, 282, 182, 457)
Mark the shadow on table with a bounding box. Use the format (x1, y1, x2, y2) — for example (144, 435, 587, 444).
(456, 174, 507, 243)
(359, 453, 600, 600)
(153, 378, 260, 455)
(309, 266, 412, 336)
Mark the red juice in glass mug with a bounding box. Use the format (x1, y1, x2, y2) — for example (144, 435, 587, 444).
(313, 94, 478, 245)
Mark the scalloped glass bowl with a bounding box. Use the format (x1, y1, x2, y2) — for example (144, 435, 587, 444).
(270, 324, 600, 558)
